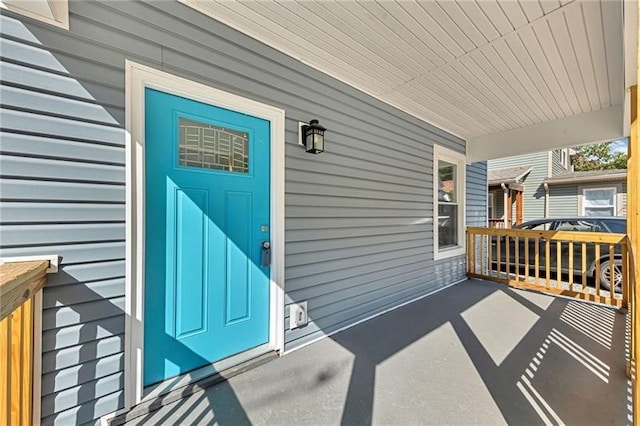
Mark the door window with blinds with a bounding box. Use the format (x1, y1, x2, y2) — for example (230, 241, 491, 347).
(433, 145, 466, 260)
(178, 117, 249, 174)
(582, 187, 616, 216)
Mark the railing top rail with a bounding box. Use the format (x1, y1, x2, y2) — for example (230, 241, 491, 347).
(466, 227, 628, 244)
(0, 260, 49, 321)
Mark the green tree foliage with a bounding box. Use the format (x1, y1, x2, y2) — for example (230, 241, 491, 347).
(572, 141, 628, 171)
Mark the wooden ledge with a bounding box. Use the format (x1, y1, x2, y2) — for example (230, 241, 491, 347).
(0, 260, 49, 321)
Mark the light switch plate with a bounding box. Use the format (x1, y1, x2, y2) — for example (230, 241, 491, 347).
(290, 301, 308, 330)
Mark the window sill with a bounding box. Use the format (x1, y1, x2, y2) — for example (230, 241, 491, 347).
(434, 246, 465, 261)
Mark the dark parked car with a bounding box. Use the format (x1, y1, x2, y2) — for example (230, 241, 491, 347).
(491, 217, 627, 291)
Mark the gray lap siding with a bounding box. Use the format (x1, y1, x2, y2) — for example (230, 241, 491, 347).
(0, 2, 486, 425)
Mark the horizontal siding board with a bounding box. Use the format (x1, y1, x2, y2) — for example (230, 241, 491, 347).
(45, 261, 125, 287)
(0, 133, 125, 164)
(1, 109, 126, 145)
(41, 372, 123, 416)
(43, 335, 124, 374)
(41, 391, 123, 426)
(42, 297, 125, 331)
(0, 154, 125, 183)
(1, 202, 124, 223)
(1, 85, 122, 125)
(0, 179, 124, 202)
(286, 225, 425, 243)
(0, 224, 124, 246)
(43, 279, 125, 308)
(0, 242, 125, 265)
(285, 232, 428, 255)
(42, 353, 123, 395)
(42, 318, 124, 353)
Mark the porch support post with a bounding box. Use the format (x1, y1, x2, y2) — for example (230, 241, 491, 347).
(515, 191, 523, 225)
(506, 189, 512, 229)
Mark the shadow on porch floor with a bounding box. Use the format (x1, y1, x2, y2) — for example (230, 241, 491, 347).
(124, 279, 630, 425)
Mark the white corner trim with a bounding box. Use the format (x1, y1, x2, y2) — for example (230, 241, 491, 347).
(123, 60, 286, 411)
(0, 254, 59, 273)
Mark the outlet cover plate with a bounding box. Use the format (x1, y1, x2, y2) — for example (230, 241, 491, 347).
(290, 301, 308, 330)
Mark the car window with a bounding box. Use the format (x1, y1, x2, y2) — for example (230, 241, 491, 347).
(602, 220, 626, 233)
(555, 219, 601, 232)
(518, 221, 552, 231)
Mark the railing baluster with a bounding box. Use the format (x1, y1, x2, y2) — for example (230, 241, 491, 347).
(545, 238, 551, 289)
(568, 242, 574, 291)
(595, 244, 601, 296)
(497, 234, 502, 279)
(515, 236, 520, 282)
(10, 310, 23, 426)
(557, 240, 562, 288)
(535, 238, 540, 285)
(480, 234, 485, 276)
(525, 237, 530, 283)
(489, 232, 493, 278)
(609, 243, 616, 298)
(582, 242, 587, 292)
(506, 234, 511, 280)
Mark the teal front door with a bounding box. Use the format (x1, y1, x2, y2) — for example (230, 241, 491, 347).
(143, 88, 271, 386)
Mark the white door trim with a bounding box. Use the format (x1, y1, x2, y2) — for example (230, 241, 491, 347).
(123, 60, 286, 410)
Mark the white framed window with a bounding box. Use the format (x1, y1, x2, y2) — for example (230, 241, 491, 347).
(1, 0, 69, 30)
(433, 145, 466, 260)
(582, 187, 616, 216)
(488, 192, 495, 219)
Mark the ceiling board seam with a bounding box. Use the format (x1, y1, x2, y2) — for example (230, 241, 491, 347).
(374, 1, 448, 66)
(494, 37, 558, 121)
(394, 81, 495, 135)
(465, 52, 535, 126)
(562, 4, 600, 110)
(579, 2, 604, 109)
(357, 1, 439, 72)
(448, 61, 528, 128)
(598, 0, 613, 107)
(275, 1, 414, 83)
(479, 46, 548, 123)
(512, 32, 566, 118)
(414, 0, 584, 80)
(427, 69, 513, 130)
(323, 1, 429, 77)
(395, 1, 458, 62)
(414, 1, 471, 55)
(427, 70, 509, 130)
(435, 2, 478, 52)
(535, 19, 583, 115)
(528, 24, 578, 116)
(555, 11, 591, 112)
(436, 1, 487, 48)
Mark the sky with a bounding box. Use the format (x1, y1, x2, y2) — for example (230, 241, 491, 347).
(610, 139, 628, 154)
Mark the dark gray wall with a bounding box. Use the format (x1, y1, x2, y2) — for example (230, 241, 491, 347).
(0, 2, 486, 425)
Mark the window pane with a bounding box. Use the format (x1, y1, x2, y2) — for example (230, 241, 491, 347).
(438, 204, 458, 249)
(178, 117, 249, 173)
(585, 207, 614, 216)
(438, 161, 456, 202)
(584, 189, 615, 206)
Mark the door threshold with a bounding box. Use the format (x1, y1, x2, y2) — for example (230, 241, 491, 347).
(110, 349, 278, 426)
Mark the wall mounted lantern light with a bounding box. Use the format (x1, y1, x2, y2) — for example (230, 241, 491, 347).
(300, 119, 326, 154)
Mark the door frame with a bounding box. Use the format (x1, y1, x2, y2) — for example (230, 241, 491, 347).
(123, 60, 285, 409)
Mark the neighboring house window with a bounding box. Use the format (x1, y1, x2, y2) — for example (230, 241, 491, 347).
(488, 193, 494, 219)
(433, 145, 465, 260)
(1, 0, 69, 29)
(582, 187, 616, 216)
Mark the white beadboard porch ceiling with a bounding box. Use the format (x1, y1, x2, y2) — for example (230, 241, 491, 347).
(182, 0, 628, 160)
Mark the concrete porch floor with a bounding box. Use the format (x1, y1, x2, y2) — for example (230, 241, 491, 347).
(124, 279, 630, 425)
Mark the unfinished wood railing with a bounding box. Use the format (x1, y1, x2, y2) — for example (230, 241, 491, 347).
(0, 260, 49, 426)
(466, 227, 629, 308)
